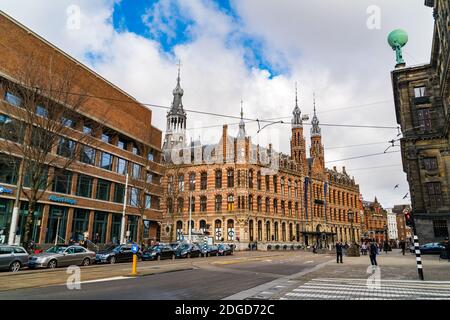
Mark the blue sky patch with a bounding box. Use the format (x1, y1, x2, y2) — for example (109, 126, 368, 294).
(111, 0, 288, 76)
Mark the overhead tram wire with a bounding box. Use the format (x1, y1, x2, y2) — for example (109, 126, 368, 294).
(325, 150, 401, 164)
(34, 87, 397, 131)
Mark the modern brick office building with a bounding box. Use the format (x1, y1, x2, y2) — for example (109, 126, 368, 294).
(0, 11, 163, 246)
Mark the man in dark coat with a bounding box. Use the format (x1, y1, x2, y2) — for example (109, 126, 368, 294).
(335, 242, 343, 263)
(369, 240, 378, 266)
(400, 240, 406, 255)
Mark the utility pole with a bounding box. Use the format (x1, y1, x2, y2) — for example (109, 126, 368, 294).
(408, 210, 424, 280)
(8, 159, 24, 245)
(120, 173, 129, 245)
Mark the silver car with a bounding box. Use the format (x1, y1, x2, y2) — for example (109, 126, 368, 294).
(0, 245, 29, 272)
(28, 245, 95, 269)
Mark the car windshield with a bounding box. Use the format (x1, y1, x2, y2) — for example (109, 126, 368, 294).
(102, 245, 116, 252)
(46, 246, 68, 254)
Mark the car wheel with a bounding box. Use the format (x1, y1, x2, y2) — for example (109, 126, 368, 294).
(47, 259, 57, 269)
(110, 256, 116, 264)
(9, 261, 21, 272)
(82, 258, 90, 266)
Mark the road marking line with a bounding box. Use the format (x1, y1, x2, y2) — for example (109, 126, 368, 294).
(304, 260, 314, 264)
(73, 276, 132, 285)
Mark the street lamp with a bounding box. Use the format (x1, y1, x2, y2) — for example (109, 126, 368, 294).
(54, 209, 63, 245)
(188, 180, 195, 243)
(347, 209, 360, 257)
(347, 209, 354, 244)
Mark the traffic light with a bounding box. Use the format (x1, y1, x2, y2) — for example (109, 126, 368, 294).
(405, 211, 413, 227)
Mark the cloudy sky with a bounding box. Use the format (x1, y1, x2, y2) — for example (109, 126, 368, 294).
(0, 0, 434, 208)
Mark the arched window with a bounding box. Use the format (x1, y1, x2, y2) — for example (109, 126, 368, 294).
(200, 172, 208, 190)
(200, 196, 207, 212)
(274, 222, 279, 241)
(215, 195, 222, 212)
(273, 175, 278, 193)
(167, 198, 173, 213)
(177, 197, 184, 213)
(189, 172, 196, 191)
(227, 219, 235, 240)
(257, 196, 262, 212)
(296, 223, 300, 242)
(167, 175, 173, 193)
(214, 219, 222, 240)
(257, 221, 262, 241)
(281, 200, 285, 215)
(248, 169, 254, 188)
(190, 196, 195, 212)
(289, 223, 293, 241)
(287, 179, 292, 196)
(294, 181, 298, 198)
(257, 171, 262, 190)
(288, 201, 292, 216)
(249, 220, 254, 242)
(215, 169, 222, 188)
(282, 222, 286, 242)
(280, 177, 285, 195)
(199, 220, 207, 233)
(273, 199, 278, 214)
(227, 194, 234, 211)
(227, 169, 234, 188)
(265, 197, 270, 213)
(176, 221, 183, 241)
(248, 195, 253, 211)
(178, 174, 184, 192)
(266, 221, 271, 241)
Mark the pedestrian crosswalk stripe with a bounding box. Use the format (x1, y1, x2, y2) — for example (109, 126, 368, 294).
(280, 278, 450, 300)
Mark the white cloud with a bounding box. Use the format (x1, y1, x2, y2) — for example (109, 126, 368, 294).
(0, 0, 435, 208)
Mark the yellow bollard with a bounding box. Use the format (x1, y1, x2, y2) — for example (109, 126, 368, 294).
(131, 253, 137, 276)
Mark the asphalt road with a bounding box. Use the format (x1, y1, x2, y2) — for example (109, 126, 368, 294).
(0, 252, 332, 300)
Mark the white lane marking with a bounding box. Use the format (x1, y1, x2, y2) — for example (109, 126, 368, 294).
(73, 276, 132, 285)
(304, 260, 314, 264)
(313, 278, 450, 284)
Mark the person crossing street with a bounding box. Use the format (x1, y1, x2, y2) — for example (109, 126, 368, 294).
(335, 242, 343, 263)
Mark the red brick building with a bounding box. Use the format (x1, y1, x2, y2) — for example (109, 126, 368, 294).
(161, 76, 362, 250)
(0, 12, 163, 246)
(362, 198, 388, 244)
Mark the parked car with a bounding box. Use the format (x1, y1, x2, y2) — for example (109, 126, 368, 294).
(410, 242, 446, 254)
(0, 245, 29, 272)
(29, 245, 95, 269)
(169, 242, 181, 250)
(175, 243, 201, 258)
(217, 244, 233, 256)
(95, 244, 142, 264)
(200, 245, 219, 257)
(142, 244, 175, 261)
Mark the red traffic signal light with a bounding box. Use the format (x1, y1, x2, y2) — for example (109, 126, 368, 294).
(404, 211, 412, 227)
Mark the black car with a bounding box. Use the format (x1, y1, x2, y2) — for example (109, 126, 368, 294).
(175, 243, 201, 258)
(217, 244, 233, 256)
(200, 245, 219, 257)
(95, 244, 141, 264)
(410, 242, 446, 255)
(142, 244, 176, 261)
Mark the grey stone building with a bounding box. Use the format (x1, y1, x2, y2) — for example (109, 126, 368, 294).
(390, 0, 450, 243)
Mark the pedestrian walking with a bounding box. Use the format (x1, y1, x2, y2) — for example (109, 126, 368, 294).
(400, 240, 406, 255)
(444, 237, 450, 262)
(369, 240, 378, 266)
(335, 242, 343, 263)
(383, 241, 389, 254)
(361, 242, 367, 255)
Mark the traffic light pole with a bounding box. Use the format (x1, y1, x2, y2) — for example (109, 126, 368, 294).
(410, 213, 424, 281)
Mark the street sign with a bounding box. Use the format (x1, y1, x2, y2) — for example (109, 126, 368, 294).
(131, 243, 139, 254)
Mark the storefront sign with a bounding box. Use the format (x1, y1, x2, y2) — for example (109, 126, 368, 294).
(0, 186, 13, 194)
(48, 195, 77, 205)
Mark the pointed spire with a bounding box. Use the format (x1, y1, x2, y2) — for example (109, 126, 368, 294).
(310, 92, 321, 137)
(170, 60, 185, 114)
(238, 99, 246, 139)
(292, 82, 302, 128)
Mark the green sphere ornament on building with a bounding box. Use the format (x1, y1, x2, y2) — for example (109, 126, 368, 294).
(388, 29, 408, 67)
